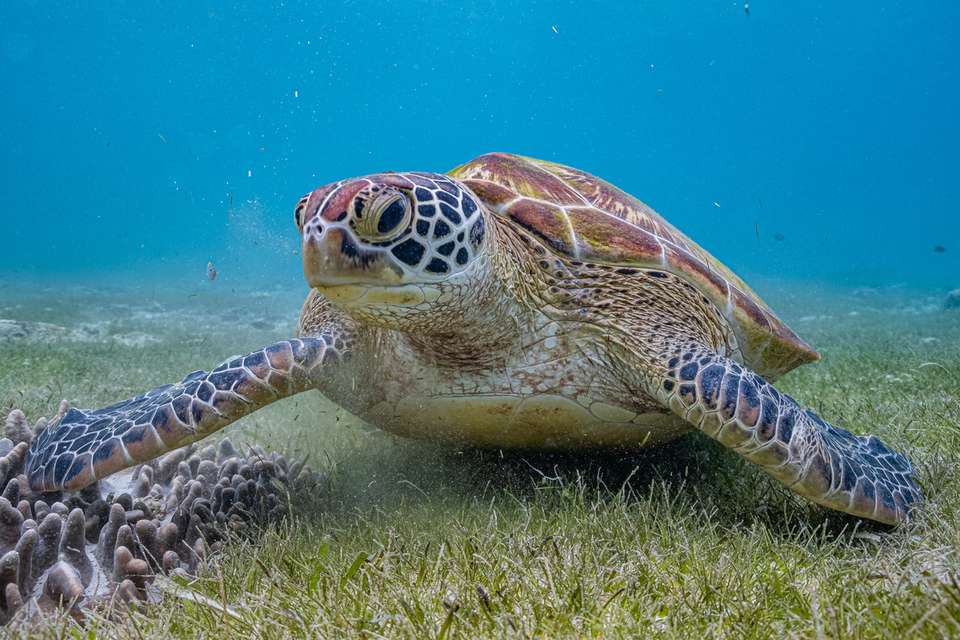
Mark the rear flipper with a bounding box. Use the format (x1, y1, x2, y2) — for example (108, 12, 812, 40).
(658, 347, 922, 525)
(27, 334, 348, 493)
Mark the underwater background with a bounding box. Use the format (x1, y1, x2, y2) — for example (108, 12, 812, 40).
(2, 1, 958, 293)
(2, 4, 960, 635)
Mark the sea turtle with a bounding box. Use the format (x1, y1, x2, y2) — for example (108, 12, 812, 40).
(26, 153, 921, 525)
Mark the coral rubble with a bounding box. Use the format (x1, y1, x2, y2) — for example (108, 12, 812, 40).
(0, 405, 320, 625)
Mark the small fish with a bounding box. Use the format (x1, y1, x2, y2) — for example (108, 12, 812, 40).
(158, 133, 167, 144)
(713, 201, 721, 208)
(774, 233, 785, 242)
(754, 222, 760, 240)
(206, 261, 218, 281)
(744, 2, 750, 15)
(551, 25, 559, 33)
(933, 245, 947, 253)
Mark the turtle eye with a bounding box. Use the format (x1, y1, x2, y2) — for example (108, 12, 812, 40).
(294, 194, 310, 229)
(355, 192, 411, 242)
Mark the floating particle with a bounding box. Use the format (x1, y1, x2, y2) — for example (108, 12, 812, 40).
(933, 245, 946, 253)
(207, 261, 218, 281)
(551, 25, 559, 33)
(247, 169, 252, 177)
(294, 89, 299, 98)
(713, 201, 721, 208)
(158, 133, 167, 144)
(754, 222, 760, 240)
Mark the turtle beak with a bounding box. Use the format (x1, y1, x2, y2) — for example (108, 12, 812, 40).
(299, 180, 401, 288)
(302, 226, 433, 308)
(302, 225, 405, 288)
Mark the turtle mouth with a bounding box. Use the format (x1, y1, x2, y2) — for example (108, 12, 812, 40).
(313, 282, 441, 306)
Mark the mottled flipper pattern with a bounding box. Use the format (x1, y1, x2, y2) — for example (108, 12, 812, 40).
(659, 347, 921, 525)
(27, 335, 347, 492)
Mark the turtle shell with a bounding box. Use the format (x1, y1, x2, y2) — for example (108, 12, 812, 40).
(448, 152, 819, 379)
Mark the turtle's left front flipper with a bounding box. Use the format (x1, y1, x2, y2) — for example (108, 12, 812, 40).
(27, 335, 347, 493)
(656, 347, 922, 525)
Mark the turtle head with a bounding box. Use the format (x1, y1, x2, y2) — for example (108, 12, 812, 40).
(297, 172, 489, 327)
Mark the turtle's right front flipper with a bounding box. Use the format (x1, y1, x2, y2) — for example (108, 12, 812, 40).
(27, 334, 348, 493)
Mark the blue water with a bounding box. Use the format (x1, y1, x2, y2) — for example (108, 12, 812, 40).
(2, 1, 958, 290)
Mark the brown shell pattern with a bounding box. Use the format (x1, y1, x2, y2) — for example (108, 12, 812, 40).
(448, 153, 819, 378)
